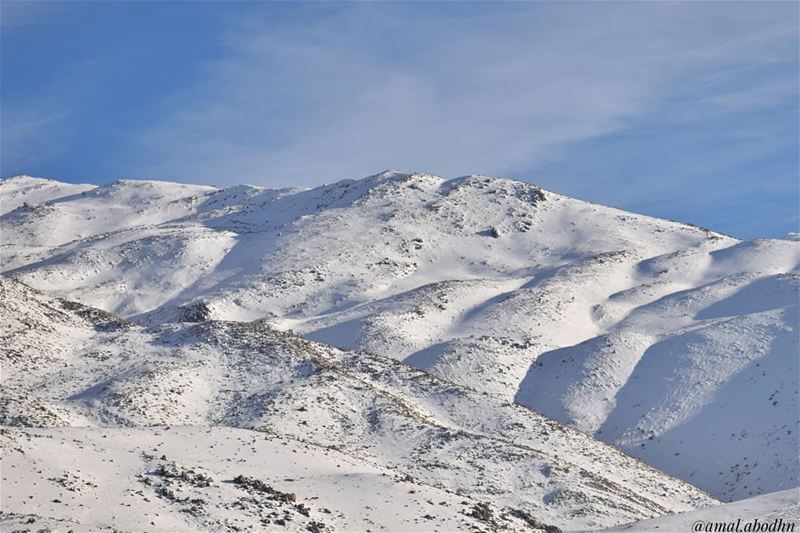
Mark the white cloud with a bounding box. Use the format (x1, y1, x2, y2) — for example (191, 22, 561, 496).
(1, 106, 70, 172)
(0, 1, 64, 29)
(128, 2, 797, 187)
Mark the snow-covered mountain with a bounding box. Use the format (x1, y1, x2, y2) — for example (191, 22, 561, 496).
(603, 487, 800, 532)
(1, 275, 713, 531)
(1, 171, 798, 529)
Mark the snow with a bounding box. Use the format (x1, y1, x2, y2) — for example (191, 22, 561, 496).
(2, 426, 519, 532)
(0, 175, 96, 216)
(601, 488, 799, 532)
(1, 275, 717, 530)
(1, 170, 798, 530)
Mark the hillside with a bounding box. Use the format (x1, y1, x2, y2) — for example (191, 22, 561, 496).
(0, 275, 716, 531)
(603, 488, 799, 532)
(1, 171, 798, 506)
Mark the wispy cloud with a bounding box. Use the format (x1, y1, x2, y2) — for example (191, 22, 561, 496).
(132, 2, 797, 188)
(1, 1, 796, 236)
(0, 1, 63, 29)
(1, 105, 70, 172)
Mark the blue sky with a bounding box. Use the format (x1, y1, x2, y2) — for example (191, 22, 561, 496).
(1, 1, 797, 239)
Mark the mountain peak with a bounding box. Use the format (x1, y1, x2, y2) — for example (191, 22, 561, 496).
(2, 171, 797, 514)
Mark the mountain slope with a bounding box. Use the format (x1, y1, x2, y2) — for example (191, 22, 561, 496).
(0, 275, 715, 531)
(602, 487, 800, 532)
(1, 171, 798, 503)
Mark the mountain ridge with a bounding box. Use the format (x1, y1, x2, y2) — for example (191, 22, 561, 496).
(1, 274, 715, 531)
(1, 170, 797, 518)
